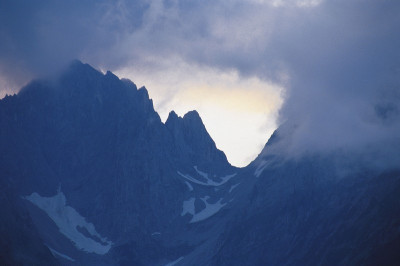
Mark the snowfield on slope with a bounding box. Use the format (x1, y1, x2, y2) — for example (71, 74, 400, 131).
(181, 196, 226, 223)
(24, 190, 113, 254)
(177, 167, 236, 187)
(46, 246, 75, 262)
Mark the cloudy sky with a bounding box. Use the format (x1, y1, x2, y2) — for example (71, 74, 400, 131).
(1, 0, 399, 166)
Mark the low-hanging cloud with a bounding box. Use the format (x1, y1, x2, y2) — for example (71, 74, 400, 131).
(0, 0, 399, 166)
(266, 1, 400, 168)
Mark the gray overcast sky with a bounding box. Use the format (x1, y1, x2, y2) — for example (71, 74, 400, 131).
(1, 0, 399, 166)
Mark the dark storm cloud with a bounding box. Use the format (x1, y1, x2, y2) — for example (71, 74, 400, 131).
(0, 0, 399, 164)
(265, 1, 400, 166)
(0, 0, 147, 88)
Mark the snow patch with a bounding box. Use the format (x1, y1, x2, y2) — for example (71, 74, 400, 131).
(181, 197, 195, 216)
(24, 191, 113, 255)
(165, 256, 184, 266)
(190, 196, 226, 223)
(47, 246, 75, 262)
(177, 171, 236, 187)
(255, 160, 270, 177)
(184, 181, 193, 191)
(194, 166, 208, 179)
(229, 183, 241, 193)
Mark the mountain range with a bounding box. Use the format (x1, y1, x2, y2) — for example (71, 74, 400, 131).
(1, 61, 399, 265)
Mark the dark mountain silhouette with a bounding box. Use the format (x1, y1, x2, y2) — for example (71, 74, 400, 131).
(0, 61, 399, 265)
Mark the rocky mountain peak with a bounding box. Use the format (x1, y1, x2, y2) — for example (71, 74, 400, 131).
(165, 110, 231, 170)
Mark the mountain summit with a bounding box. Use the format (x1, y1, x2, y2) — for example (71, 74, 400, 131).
(0, 61, 239, 265)
(166, 110, 230, 171)
(1, 61, 399, 266)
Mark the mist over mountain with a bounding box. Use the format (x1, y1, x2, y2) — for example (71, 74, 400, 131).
(1, 61, 399, 265)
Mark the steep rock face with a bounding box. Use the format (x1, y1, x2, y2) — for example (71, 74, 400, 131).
(165, 110, 231, 173)
(1, 61, 399, 265)
(0, 61, 238, 265)
(208, 126, 400, 266)
(0, 178, 60, 266)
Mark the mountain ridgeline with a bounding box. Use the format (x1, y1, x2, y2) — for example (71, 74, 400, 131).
(0, 61, 399, 266)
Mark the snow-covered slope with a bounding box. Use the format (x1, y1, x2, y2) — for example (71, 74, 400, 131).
(25, 190, 113, 254)
(1, 61, 399, 266)
(0, 60, 239, 265)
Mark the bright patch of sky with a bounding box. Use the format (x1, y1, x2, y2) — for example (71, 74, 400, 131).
(1, 0, 399, 168)
(117, 61, 284, 167)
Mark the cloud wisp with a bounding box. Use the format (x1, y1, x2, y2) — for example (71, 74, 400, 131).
(0, 0, 399, 166)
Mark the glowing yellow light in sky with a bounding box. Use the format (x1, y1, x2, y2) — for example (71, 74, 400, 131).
(116, 61, 284, 167)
